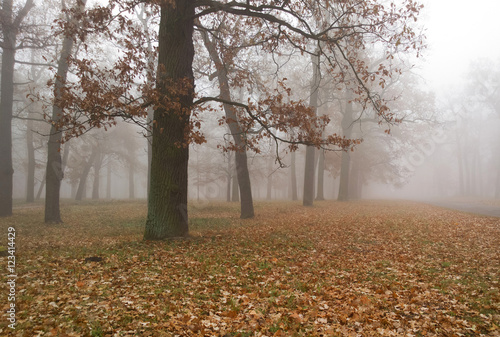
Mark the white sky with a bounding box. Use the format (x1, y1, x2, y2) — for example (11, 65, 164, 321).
(420, 0, 500, 92)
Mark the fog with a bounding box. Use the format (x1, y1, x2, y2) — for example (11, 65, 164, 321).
(4, 0, 500, 207)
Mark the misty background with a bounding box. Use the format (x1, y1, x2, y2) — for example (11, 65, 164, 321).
(7, 0, 500, 204)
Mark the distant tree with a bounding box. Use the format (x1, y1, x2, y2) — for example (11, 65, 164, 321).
(0, 0, 35, 216)
(91, 147, 102, 199)
(290, 150, 298, 201)
(337, 89, 355, 201)
(465, 59, 500, 198)
(45, 0, 87, 222)
(199, 21, 254, 217)
(74, 141, 98, 201)
(303, 53, 321, 206)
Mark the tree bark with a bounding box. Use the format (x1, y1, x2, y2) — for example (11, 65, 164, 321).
(45, 0, 86, 222)
(144, 0, 195, 239)
(200, 26, 254, 218)
(303, 53, 320, 206)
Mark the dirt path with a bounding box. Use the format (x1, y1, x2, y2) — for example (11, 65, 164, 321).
(423, 199, 500, 218)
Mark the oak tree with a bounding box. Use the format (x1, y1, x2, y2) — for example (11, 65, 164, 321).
(52, 0, 424, 239)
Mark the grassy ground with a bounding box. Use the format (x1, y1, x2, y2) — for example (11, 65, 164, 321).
(0, 200, 499, 336)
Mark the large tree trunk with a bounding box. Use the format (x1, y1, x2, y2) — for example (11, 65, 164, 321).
(26, 116, 35, 203)
(303, 53, 321, 206)
(200, 26, 254, 218)
(144, 0, 195, 239)
(338, 91, 354, 202)
(45, 0, 85, 223)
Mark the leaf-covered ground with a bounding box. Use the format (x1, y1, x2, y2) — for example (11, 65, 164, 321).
(1, 200, 499, 336)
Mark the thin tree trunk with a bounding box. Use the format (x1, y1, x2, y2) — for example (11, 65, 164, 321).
(106, 162, 111, 199)
(290, 151, 298, 200)
(26, 52, 41, 203)
(75, 149, 97, 201)
(92, 149, 102, 199)
(147, 108, 153, 198)
(267, 145, 273, 200)
(144, 0, 195, 239)
(456, 130, 464, 196)
(26, 116, 35, 203)
(266, 173, 273, 200)
(1, 0, 34, 216)
(316, 148, 325, 200)
(200, 27, 254, 218)
(338, 91, 354, 202)
(470, 149, 477, 196)
(137, 3, 155, 200)
(303, 52, 321, 206)
(196, 151, 200, 202)
(462, 131, 471, 195)
(226, 152, 232, 202)
(338, 150, 351, 201)
(36, 172, 46, 200)
(45, 0, 86, 222)
(0, 0, 19, 216)
(129, 158, 135, 199)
